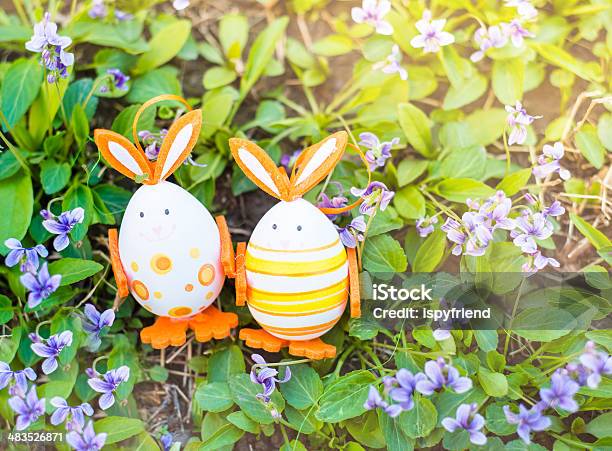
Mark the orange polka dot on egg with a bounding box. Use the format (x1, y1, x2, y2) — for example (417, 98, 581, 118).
(131, 261, 139, 272)
(132, 280, 149, 300)
(185, 283, 194, 292)
(198, 264, 215, 286)
(151, 253, 173, 275)
(206, 291, 214, 300)
(168, 306, 193, 317)
(190, 248, 200, 258)
(154, 291, 162, 299)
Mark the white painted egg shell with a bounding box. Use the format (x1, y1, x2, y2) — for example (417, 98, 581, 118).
(245, 198, 349, 340)
(118, 181, 224, 318)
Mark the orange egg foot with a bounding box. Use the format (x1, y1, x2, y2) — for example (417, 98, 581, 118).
(141, 316, 189, 349)
(239, 328, 289, 353)
(188, 306, 238, 343)
(289, 338, 336, 360)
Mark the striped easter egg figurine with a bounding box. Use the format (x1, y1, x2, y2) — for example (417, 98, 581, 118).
(228, 132, 363, 360)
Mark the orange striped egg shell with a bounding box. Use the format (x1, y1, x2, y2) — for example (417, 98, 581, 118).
(119, 182, 225, 319)
(245, 198, 348, 341)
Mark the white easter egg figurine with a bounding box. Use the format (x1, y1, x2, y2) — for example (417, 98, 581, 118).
(94, 95, 238, 349)
(228, 131, 362, 360)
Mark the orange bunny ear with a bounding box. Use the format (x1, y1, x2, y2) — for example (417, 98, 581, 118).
(229, 138, 290, 201)
(152, 109, 202, 183)
(94, 129, 154, 183)
(289, 131, 348, 198)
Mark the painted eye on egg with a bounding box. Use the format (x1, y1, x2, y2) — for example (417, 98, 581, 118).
(297, 225, 302, 231)
(272, 224, 277, 230)
(164, 209, 170, 215)
(139, 212, 145, 218)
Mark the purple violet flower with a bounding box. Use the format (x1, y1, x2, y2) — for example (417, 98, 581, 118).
(50, 397, 94, 431)
(351, 0, 393, 35)
(416, 216, 438, 237)
(539, 370, 579, 412)
(0, 362, 37, 391)
(88, 0, 107, 19)
(358, 132, 398, 170)
(522, 251, 560, 272)
(31, 330, 73, 374)
(25, 13, 73, 83)
(504, 403, 550, 444)
(42, 207, 85, 252)
(579, 341, 612, 388)
(364, 386, 402, 417)
(351, 181, 395, 216)
(542, 200, 565, 217)
(280, 150, 301, 172)
(173, 0, 190, 10)
(4, 238, 48, 273)
(470, 25, 508, 62)
(505, 0, 538, 20)
(410, 10, 455, 53)
(100, 68, 130, 93)
(337, 216, 367, 248)
(373, 44, 407, 80)
(249, 354, 291, 403)
(19, 262, 61, 309)
(389, 369, 426, 410)
(533, 142, 570, 180)
(160, 432, 173, 451)
(317, 193, 349, 220)
(8, 386, 45, 431)
(502, 19, 535, 47)
(442, 403, 487, 445)
(87, 365, 130, 410)
(511, 212, 553, 254)
(81, 304, 115, 351)
(66, 420, 107, 451)
(415, 358, 473, 395)
(139, 129, 168, 161)
(506, 101, 541, 146)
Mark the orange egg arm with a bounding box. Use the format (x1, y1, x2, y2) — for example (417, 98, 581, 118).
(347, 247, 361, 318)
(235, 242, 247, 306)
(215, 216, 236, 278)
(108, 229, 129, 298)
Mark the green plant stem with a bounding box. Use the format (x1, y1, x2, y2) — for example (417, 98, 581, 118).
(279, 423, 290, 447)
(276, 95, 309, 116)
(334, 343, 357, 377)
(92, 355, 110, 374)
(503, 129, 511, 176)
(421, 189, 461, 221)
(83, 75, 111, 110)
(0, 130, 30, 174)
(549, 432, 593, 450)
(503, 278, 525, 357)
(12, 0, 30, 25)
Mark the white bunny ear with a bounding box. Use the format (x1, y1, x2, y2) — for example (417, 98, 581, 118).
(290, 131, 347, 197)
(152, 109, 202, 183)
(94, 129, 153, 183)
(229, 138, 290, 200)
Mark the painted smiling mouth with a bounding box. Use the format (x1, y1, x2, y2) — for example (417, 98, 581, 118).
(139, 224, 177, 242)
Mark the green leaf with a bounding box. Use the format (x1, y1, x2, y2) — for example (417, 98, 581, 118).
(208, 345, 245, 382)
(532, 43, 600, 81)
(394, 186, 425, 219)
(492, 58, 524, 104)
(219, 14, 248, 58)
(486, 403, 517, 436)
(400, 396, 437, 438)
(62, 184, 94, 241)
(434, 388, 487, 426)
(111, 104, 156, 139)
(570, 213, 611, 250)
(474, 330, 498, 353)
(513, 307, 576, 342)
(433, 178, 495, 203)
(363, 235, 408, 273)
(316, 370, 376, 422)
(597, 113, 612, 151)
(95, 417, 145, 444)
(367, 206, 403, 237)
(133, 20, 191, 74)
(200, 411, 244, 450)
(496, 168, 532, 196)
(438, 146, 487, 180)
(241, 17, 289, 94)
(478, 368, 508, 397)
(228, 373, 284, 424)
(575, 125, 605, 169)
(226, 411, 259, 434)
(0, 149, 22, 181)
(0, 326, 21, 362)
(126, 67, 182, 104)
(379, 411, 415, 451)
(202, 66, 237, 90)
(345, 410, 386, 448)
(585, 412, 612, 439)
(49, 258, 103, 286)
(397, 159, 428, 187)
(0, 295, 13, 325)
(398, 103, 433, 157)
(72, 104, 90, 149)
(0, 171, 33, 254)
(312, 35, 353, 56)
(413, 230, 446, 272)
(443, 73, 487, 110)
(1, 58, 43, 129)
(279, 364, 323, 410)
(195, 381, 234, 412)
(40, 160, 71, 195)
(465, 108, 507, 146)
